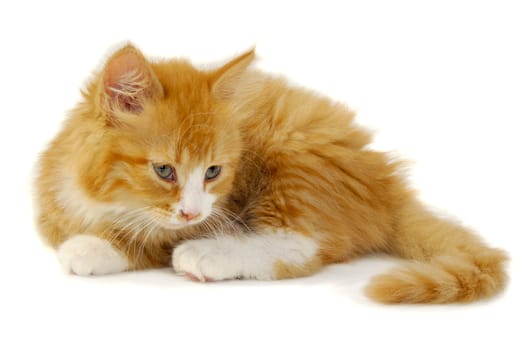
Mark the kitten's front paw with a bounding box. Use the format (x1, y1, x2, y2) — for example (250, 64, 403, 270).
(57, 235, 128, 276)
(172, 239, 242, 282)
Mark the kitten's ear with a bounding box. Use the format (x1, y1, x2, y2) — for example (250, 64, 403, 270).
(211, 49, 255, 100)
(100, 45, 163, 116)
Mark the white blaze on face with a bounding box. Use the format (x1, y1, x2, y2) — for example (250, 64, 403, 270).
(172, 166, 216, 224)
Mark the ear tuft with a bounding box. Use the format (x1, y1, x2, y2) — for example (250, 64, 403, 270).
(101, 45, 162, 115)
(211, 49, 255, 100)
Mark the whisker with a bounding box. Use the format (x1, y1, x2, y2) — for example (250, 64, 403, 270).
(138, 216, 160, 264)
(214, 206, 251, 232)
(105, 207, 149, 247)
(102, 206, 165, 264)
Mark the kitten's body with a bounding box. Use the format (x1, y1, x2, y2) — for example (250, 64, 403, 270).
(36, 45, 507, 303)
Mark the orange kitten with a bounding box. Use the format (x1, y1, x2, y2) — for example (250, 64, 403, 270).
(35, 44, 508, 303)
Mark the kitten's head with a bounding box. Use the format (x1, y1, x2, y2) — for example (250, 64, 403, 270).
(78, 44, 254, 229)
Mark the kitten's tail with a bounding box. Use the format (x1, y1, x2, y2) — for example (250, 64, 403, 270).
(365, 201, 508, 303)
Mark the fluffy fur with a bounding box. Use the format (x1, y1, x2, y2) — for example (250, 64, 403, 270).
(35, 44, 508, 303)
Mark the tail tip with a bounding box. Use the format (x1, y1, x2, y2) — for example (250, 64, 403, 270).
(365, 251, 508, 304)
(365, 270, 459, 304)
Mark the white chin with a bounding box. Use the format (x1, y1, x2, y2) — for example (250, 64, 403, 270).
(159, 219, 203, 230)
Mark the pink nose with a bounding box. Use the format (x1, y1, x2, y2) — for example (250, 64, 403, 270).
(180, 210, 200, 221)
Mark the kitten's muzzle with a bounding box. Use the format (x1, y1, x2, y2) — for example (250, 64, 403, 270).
(180, 209, 201, 222)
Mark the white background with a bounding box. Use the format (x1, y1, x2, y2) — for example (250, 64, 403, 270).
(1, 1, 526, 349)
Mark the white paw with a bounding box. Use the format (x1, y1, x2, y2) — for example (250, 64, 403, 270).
(172, 233, 318, 282)
(172, 238, 247, 282)
(57, 235, 128, 276)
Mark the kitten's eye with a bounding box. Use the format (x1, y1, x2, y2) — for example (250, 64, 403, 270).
(205, 165, 222, 181)
(153, 164, 176, 181)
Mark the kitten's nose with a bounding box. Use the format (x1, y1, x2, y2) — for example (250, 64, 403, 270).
(180, 209, 200, 222)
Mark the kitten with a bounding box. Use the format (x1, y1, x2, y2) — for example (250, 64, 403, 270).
(35, 44, 508, 303)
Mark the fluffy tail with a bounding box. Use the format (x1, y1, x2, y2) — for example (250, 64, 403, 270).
(366, 201, 508, 304)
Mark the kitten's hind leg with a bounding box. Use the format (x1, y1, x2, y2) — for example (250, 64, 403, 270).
(57, 234, 129, 276)
(172, 230, 321, 282)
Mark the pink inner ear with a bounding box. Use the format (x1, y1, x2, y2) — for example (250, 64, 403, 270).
(103, 49, 151, 114)
(112, 92, 143, 113)
(212, 49, 255, 100)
